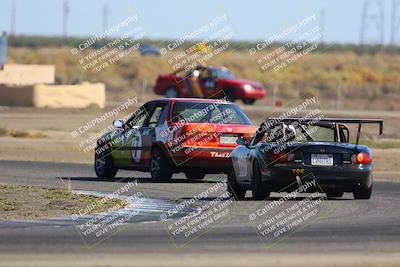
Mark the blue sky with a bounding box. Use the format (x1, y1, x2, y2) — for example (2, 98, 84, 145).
(0, 0, 395, 44)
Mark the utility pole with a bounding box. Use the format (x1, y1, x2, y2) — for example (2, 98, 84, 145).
(10, 0, 16, 35)
(360, 0, 385, 46)
(103, 3, 109, 32)
(320, 8, 325, 44)
(63, 0, 69, 37)
(391, 0, 400, 45)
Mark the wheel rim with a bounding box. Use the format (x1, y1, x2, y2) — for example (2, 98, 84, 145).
(151, 151, 161, 177)
(165, 88, 177, 98)
(95, 158, 105, 174)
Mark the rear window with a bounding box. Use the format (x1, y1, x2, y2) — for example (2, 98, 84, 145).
(256, 123, 336, 145)
(171, 102, 252, 125)
(277, 124, 335, 143)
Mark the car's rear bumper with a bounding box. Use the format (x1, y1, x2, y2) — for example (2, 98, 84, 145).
(168, 147, 233, 173)
(261, 162, 373, 192)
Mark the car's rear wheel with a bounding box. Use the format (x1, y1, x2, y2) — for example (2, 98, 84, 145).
(94, 146, 118, 180)
(252, 161, 270, 200)
(223, 88, 235, 102)
(325, 190, 344, 198)
(353, 186, 372, 199)
(227, 170, 246, 200)
(165, 87, 178, 98)
(242, 99, 256, 105)
(150, 147, 172, 182)
(185, 172, 205, 180)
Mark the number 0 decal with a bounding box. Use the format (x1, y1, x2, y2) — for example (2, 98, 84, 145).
(131, 133, 142, 163)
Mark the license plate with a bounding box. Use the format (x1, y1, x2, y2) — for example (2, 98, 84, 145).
(219, 135, 238, 144)
(311, 154, 333, 166)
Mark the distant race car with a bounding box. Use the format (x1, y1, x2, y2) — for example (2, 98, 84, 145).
(228, 118, 383, 200)
(95, 98, 257, 181)
(153, 65, 266, 105)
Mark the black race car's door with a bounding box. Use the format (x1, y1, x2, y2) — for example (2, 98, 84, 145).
(233, 146, 253, 185)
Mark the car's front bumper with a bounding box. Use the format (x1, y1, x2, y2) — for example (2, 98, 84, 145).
(236, 89, 266, 100)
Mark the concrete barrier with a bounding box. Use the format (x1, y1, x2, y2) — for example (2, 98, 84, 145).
(0, 83, 105, 108)
(0, 64, 55, 85)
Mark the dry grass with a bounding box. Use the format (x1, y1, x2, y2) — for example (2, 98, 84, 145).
(0, 128, 47, 138)
(8, 47, 400, 110)
(0, 184, 126, 221)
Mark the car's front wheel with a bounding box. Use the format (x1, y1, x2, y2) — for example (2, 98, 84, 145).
(252, 161, 270, 200)
(185, 172, 205, 180)
(227, 170, 246, 200)
(353, 185, 372, 199)
(150, 148, 172, 182)
(242, 99, 256, 105)
(222, 88, 235, 102)
(94, 146, 118, 180)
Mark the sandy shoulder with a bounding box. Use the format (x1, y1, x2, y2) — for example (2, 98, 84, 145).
(0, 252, 400, 267)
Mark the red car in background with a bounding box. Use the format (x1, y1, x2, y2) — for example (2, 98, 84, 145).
(153, 65, 266, 105)
(95, 98, 258, 181)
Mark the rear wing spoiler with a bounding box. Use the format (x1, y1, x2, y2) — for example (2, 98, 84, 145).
(264, 118, 383, 145)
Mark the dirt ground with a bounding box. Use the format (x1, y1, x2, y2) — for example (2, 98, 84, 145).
(1, 252, 400, 267)
(0, 105, 399, 179)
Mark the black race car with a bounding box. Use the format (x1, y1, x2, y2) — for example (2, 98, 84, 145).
(228, 118, 383, 200)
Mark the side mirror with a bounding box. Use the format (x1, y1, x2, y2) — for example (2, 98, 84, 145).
(113, 119, 124, 129)
(236, 136, 247, 146)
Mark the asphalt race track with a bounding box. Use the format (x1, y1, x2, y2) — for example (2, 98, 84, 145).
(0, 160, 399, 266)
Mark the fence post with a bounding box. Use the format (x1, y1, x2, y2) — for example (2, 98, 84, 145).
(272, 84, 278, 107)
(141, 79, 147, 103)
(336, 85, 342, 109)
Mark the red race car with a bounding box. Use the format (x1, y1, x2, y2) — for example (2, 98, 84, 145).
(153, 65, 266, 105)
(95, 98, 258, 181)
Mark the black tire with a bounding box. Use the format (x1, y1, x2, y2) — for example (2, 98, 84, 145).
(94, 146, 118, 180)
(353, 186, 372, 199)
(165, 87, 178, 98)
(185, 172, 206, 180)
(242, 99, 256, 105)
(325, 190, 344, 198)
(150, 147, 172, 182)
(223, 88, 235, 102)
(252, 161, 270, 200)
(227, 170, 246, 200)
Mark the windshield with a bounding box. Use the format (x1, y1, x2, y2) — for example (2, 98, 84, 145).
(303, 124, 335, 142)
(210, 68, 235, 80)
(171, 102, 252, 125)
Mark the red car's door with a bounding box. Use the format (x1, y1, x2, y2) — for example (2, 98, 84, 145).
(136, 101, 169, 167)
(199, 68, 218, 97)
(114, 102, 154, 168)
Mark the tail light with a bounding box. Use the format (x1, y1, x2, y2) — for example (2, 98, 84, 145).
(270, 152, 294, 163)
(351, 152, 371, 165)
